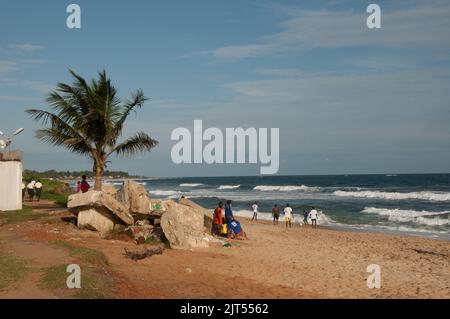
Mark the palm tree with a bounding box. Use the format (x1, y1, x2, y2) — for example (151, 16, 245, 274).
(27, 70, 158, 191)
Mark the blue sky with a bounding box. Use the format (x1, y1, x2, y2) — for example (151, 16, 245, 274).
(1, 0, 450, 177)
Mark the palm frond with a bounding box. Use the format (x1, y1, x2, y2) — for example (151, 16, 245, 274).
(110, 132, 158, 157)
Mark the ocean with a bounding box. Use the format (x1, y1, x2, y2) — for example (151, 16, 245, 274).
(106, 174, 450, 241)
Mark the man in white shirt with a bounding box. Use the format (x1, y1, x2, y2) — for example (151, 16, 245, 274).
(34, 180, 43, 202)
(26, 180, 35, 202)
(309, 207, 318, 228)
(284, 204, 293, 228)
(251, 202, 258, 221)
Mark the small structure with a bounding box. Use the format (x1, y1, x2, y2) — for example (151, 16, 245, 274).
(0, 150, 23, 211)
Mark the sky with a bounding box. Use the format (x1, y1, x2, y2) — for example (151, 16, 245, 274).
(0, 0, 450, 177)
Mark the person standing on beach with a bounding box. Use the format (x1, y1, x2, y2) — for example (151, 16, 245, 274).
(303, 209, 309, 225)
(272, 204, 280, 225)
(251, 201, 258, 221)
(80, 175, 90, 193)
(284, 204, 293, 229)
(212, 202, 223, 235)
(309, 207, 318, 228)
(225, 200, 234, 223)
(26, 180, 35, 201)
(34, 180, 43, 202)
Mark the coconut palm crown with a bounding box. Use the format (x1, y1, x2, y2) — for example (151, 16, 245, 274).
(27, 69, 158, 190)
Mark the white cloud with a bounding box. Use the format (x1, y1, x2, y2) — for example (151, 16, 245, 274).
(0, 95, 41, 102)
(8, 43, 45, 52)
(207, 2, 450, 60)
(0, 78, 53, 94)
(0, 61, 21, 74)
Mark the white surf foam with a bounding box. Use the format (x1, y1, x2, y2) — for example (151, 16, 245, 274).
(179, 183, 204, 187)
(361, 207, 449, 226)
(334, 190, 450, 201)
(149, 190, 181, 198)
(253, 185, 319, 192)
(218, 185, 241, 190)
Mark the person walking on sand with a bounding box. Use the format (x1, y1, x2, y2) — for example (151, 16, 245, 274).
(212, 202, 223, 236)
(34, 179, 43, 202)
(303, 209, 309, 225)
(251, 201, 258, 221)
(80, 175, 90, 193)
(26, 180, 35, 202)
(309, 207, 318, 228)
(284, 204, 293, 229)
(272, 204, 280, 225)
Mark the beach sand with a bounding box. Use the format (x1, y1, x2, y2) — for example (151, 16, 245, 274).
(0, 202, 448, 298)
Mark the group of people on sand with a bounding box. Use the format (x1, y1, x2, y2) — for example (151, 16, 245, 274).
(212, 200, 248, 240)
(251, 201, 319, 229)
(21, 179, 43, 202)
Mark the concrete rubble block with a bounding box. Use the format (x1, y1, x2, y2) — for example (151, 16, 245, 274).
(118, 180, 151, 214)
(102, 184, 118, 199)
(179, 197, 213, 234)
(77, 208, 115, 235)
(160, 200, 221, 249)
(67, 191, 134, 234)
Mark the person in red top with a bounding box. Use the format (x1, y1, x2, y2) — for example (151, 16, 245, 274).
(80, 175, 90, 193)
(212, 201, 223, 235)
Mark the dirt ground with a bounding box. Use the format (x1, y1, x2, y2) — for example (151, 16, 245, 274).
(0, 200, 449, 298)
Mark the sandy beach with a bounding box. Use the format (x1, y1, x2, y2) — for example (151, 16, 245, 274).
(0, 200, 448, 299)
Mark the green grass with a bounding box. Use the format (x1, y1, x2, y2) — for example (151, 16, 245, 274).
(41, 192, 69, 206)
(50, 240, 109, 266)
(0, 206, 46, 224)
(39, 264, 109, 299)
(0, 252, 29, 290)
(39, 179, 72, 206)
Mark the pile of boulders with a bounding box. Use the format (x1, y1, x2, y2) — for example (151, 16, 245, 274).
(67, 180, 221, 250)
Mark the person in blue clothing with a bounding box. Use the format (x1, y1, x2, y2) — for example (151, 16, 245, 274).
(224, 200, 234, 223)
(223, 200, 248, 239)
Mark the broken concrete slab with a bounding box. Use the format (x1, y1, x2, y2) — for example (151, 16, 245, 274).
(102, 184, 118, 199)
(77, 208, 115, 235)
(118, 180, 151, 215)
(179, 197, 213, 234)
(67, 191, 134, 234)
(160, 200, 221, 249)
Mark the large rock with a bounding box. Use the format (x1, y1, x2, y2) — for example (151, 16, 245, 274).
(68, 191, 134, 234)
(102, 184, 118, 199)
(77, 209, 115, 234)
(160, 200, 220, 249)
(179, 197, 213, 234)
(118, 180, 151, 214)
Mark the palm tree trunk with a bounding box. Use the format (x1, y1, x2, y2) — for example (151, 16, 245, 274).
(93, 160, 104, 191)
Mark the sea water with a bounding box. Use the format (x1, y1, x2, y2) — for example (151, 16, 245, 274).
(136, 174, 450, 241)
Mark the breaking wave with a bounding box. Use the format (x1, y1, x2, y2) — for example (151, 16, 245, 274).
(361, 207, 449, 226)
(218, 185, 241, 190)
(253, 185, 319, 192)
(149, 190, 181, 198)
(334, 190, 450, 202)
(179, 183, 204, 187)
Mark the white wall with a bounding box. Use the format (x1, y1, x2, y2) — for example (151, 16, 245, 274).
(0, 161, 22, 211)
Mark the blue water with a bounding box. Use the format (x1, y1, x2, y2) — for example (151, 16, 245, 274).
(130, 174, 450, 240)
